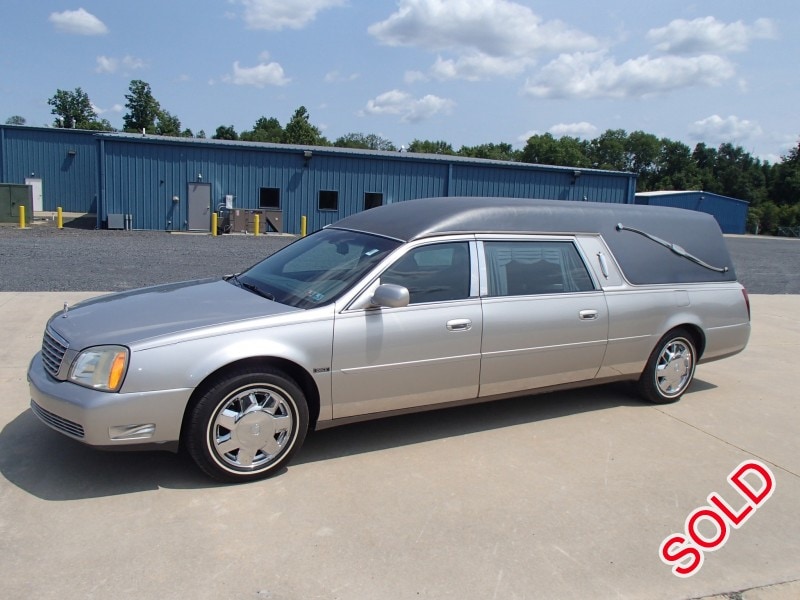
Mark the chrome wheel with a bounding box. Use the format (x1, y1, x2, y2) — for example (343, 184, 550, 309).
(209, 384, 295, 471)
(638, 329, 697, 404)
(655, 338, 694, 398)
(186, 368, 308, 482)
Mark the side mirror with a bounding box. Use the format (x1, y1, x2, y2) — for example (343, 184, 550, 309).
(371, 284, 410, 308)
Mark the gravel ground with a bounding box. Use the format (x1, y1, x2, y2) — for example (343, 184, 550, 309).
(0, 224, 295, 292)
(0, 222, 797, 293)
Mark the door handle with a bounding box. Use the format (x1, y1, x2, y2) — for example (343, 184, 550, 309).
(579, 310, 598, 320)
(446, 319, 472, 331)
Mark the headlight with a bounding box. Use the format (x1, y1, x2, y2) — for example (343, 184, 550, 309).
(69, 346, 129, 392)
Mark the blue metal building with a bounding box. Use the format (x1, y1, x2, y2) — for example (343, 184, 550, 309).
(0, 125, 99, 213)
(635, 190, 749, 235)
(1, 125, 638, 234)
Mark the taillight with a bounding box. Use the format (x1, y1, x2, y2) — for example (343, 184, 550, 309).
(742, 287, 751, 321)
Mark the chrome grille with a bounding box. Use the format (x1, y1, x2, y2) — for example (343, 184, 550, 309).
(41, 328, 69, 379)
(30, 400, 85, 438)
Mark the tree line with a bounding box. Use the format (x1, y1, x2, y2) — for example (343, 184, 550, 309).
(4, 81, 800, 235)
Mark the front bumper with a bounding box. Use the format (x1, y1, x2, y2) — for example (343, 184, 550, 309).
(27, 352, 193, 447)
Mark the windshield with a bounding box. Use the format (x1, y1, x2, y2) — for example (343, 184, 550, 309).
(234, 228, 401, 308)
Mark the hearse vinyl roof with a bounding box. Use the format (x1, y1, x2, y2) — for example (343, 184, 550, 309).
(330, 197, 738, 284)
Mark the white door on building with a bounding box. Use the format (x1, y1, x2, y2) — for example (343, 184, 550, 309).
(25, 178, 43, 212)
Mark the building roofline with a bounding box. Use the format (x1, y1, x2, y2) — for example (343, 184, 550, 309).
(92, 131, 634, 177)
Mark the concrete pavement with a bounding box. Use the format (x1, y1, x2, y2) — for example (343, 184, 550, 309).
(0, 292, 798, 600)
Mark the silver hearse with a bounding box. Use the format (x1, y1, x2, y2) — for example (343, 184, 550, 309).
(28, 197, 750, 482)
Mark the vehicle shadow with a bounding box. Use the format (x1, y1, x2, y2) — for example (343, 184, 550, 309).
(0, 409, 213, 501)
(295, 383, 646, 466)
(0, 380, 714, 501)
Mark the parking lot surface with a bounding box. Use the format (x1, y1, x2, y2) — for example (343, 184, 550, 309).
(0, 292, 798, 600)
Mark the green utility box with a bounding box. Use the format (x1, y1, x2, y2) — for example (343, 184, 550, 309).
(0, 184, 33, 224)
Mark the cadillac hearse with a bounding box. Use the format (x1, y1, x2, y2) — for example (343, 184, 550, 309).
(28, 197, 751, 482)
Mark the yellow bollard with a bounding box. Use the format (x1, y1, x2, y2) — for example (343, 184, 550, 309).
(300, 215, 307, 237)
(19, 205, 26, 229)
(211, 212, 218, 237)
(57, 207, 63, 229)
(253, 213, 260, 237)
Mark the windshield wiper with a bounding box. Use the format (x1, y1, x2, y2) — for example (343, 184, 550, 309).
(226, 274, 276, 300)
(615, 223, 729, 273)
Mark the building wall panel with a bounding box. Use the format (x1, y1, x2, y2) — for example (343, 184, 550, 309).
(0, 126, 98, 213)
(635, 191, 748, 234)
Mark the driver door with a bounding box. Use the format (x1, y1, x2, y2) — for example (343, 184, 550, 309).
(331, 241, 482, 419)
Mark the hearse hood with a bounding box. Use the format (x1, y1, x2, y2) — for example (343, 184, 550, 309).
(46, 279, 300, 349)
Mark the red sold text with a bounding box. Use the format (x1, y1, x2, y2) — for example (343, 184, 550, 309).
(659, 460, 776, 578)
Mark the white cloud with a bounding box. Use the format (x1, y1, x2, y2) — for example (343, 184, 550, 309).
(369, 0, 597, 80)
(95, 55, 146, 74)
(369, 0, 597, 56)
(49, 8, 108, 35)
(689, 115, 763, 144)
(524, 51, 735, 99)
(362, 90, 455, 123)
(324, 70, 360, 83)
(518, 129, 540, 144)
(429, 53, 533, 81)
(94, 103, 123, 116)
(549, 122, 598, 138)
(224, 58, 290, 87)
(404, 70, 428, 84)
(648, 17, 777, 55)
(238, 0, 345, 30)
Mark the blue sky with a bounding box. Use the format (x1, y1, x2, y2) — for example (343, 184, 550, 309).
(1, 0, 797, 162)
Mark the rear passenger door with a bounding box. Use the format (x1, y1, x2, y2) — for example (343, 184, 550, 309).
(478, 238, 609, 397)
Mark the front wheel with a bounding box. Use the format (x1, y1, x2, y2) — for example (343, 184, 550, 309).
(638, 329, 697, 404)
(185, 367, 308, 483)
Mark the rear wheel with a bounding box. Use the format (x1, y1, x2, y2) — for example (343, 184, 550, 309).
(185, 367, 308, 482)
(638, 329, 697, 404)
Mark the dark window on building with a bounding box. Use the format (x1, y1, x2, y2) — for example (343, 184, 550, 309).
(260, 187, 280, 208)
(484, 241, 595, 296)
(319, 190, 339, 211)
(364, 192, 383, 210)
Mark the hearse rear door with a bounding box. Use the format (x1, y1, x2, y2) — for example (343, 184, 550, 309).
(477, 238, 609, 397)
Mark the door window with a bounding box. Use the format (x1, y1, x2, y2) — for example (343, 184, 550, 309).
(484, 241, 594, 296)
(381, 242, 471, 304)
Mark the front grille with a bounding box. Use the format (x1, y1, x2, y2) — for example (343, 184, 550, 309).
(41, 328, 69, 379)
(30, 400, 85, 439)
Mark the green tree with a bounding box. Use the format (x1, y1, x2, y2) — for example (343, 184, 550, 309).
(213, 125, 238, 140)
(155, 110, 181, 136)
(589, 129, 628, 171)
(625, 131, 661, 190)
(240, 117, 284, 143)
(5, 115, 26, 125)
(656, 140, 699, 190)
(770, 140, 800, 205)
(407, 139, 455, 154)
(123, 80, 161, 133)
(81, 118, 115, 131)
(521, 133, 590, 167)
(692, 143, 719, 192)
(334, 132, 396, 151)
(282, 106, 327, 145)
(47, 87, 98, 128)
(458, 142, 519, 161)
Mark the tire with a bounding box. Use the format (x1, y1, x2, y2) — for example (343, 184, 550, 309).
(638, 328, 697, 404)
(185, 367, 308, 483)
